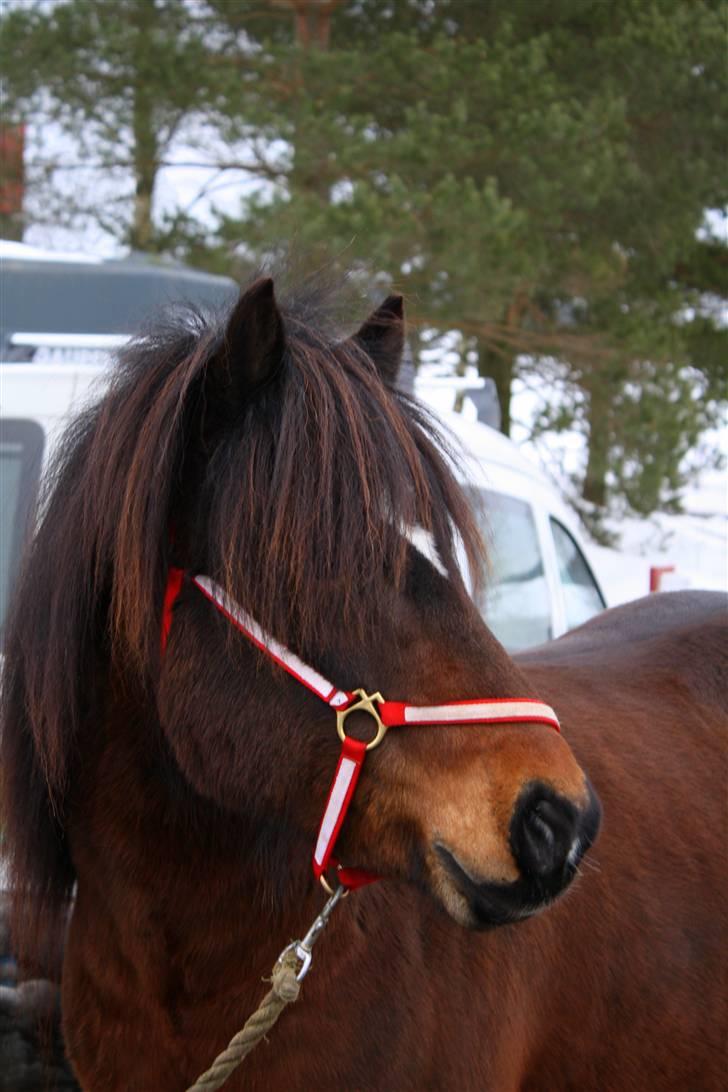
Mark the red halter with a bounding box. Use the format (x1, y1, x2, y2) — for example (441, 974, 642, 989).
(161, 569, 560, 891)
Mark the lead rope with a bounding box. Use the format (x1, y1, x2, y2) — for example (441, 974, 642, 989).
(185, 885, 346, 1092)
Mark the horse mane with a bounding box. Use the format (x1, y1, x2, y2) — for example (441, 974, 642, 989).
(0, 281, 484, 973)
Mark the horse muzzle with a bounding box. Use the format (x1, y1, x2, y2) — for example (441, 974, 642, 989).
(434, 779, 602, 929)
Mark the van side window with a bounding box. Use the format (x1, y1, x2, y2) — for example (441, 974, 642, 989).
(550, 518, 605, 630)
(0, 420, 45, 637)
(473, 490, 552, 651)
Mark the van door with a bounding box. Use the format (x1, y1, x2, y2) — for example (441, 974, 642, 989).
(0, 419, 45, 636)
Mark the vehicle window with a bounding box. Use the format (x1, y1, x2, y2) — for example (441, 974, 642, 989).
(0, 420, 45, 637)
(471, 490, 552, 651)
(550, 518, 605, 630)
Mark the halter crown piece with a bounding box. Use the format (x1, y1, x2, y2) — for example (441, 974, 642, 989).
(161, 569, 560, 892)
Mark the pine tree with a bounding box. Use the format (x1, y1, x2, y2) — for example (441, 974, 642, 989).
(0, 0, 243, 249)
(210, 0, 726, 516)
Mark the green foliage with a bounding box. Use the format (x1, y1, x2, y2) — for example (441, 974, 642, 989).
(0, 0, 240, 247)
(1, 0, 725, 518)
(215, 1, 726, 517)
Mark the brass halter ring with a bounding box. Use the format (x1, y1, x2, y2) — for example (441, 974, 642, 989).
(335, 688, 388, 751)
(319, 867, 351, 897)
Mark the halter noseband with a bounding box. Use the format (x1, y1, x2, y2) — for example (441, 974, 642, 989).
(161, 569, 560, 892)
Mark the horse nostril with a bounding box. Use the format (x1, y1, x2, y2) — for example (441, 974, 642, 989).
(510, 784, 580, 880)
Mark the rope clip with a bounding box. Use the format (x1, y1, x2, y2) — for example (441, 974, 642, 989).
(278, 883, 346, 982)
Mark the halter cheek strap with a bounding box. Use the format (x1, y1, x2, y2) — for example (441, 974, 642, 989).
(161, 569, 560, 891)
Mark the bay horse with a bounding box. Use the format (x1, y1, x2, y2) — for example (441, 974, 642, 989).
(1, 279, 725, 1090)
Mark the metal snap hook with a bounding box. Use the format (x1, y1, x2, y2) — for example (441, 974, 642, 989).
(278, 882, 347, 982)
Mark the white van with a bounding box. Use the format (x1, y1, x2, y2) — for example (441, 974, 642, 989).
(0, 355, 607, 652)
(432, 406, 606, 649)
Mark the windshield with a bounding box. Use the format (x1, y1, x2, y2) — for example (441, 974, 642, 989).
(471, 489, 552, 650)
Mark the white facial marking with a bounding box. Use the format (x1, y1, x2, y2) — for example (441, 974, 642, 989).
(406, 526, 448, 576)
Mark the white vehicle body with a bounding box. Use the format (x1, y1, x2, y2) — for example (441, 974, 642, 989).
(426, 401, 606, 648)
(1, 358, 607, 651)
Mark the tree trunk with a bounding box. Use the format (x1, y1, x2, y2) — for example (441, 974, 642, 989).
(130, 170, 155, 251)
(284, 1, 337, 49)
(129, 88, 157, 251)
(129, 2, 158, 252)
(0, 210, 23, 241)
(477, 344, 513, 436)
(284, 3, 334, 247)
(0, 124, 26, 240)
(582, 384, 610, 508)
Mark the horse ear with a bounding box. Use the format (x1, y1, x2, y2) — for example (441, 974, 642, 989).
(218, 276, 285, 397)
(352, 294, 405, 385)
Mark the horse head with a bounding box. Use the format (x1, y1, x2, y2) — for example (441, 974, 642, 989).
(155, 278, 601, 928)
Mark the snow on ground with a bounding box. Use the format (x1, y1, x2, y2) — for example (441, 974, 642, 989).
(506, 380, 727, 606)
(588, 486, 727, 605)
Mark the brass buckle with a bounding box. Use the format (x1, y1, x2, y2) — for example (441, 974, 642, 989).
(336, 688, 388, 751)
